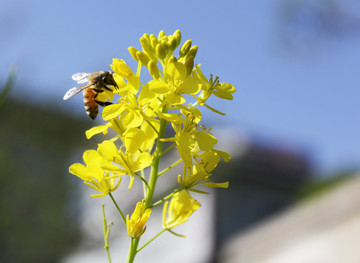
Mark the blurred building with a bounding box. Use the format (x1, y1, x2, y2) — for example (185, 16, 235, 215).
(219, 174, 360, 263)
(211, 138, 312, 261)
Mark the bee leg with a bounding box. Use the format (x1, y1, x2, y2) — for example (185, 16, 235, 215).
(103, 86, 113, 91)
(93, 88, 104, 93)
(95, 100, 113, 107)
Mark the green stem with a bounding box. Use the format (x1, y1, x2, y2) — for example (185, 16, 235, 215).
(108, 193, 126, 224)
(140, 169, 147, 198)
(102, 205, 112, 263)
(160, 143, 175, 157)
(145, 113, 168, 208)
(125, 107, 168, 263)
(150, 187, 184, 208)
(145, 119, 159, 135)
(126, 238, 140, 263)
(135, 172, 149, 188)
(157, 159, 182, 177)
(204, 103, 226, 115)
(137, 229, 166, 253)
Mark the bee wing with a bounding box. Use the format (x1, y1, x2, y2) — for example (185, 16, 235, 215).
(72, 72, 91, 84)
(63, 84, 90, 100)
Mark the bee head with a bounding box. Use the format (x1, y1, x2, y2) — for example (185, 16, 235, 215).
(103, 71, 118, 88)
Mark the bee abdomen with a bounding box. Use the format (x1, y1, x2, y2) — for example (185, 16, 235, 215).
(83, 88, 98, 120)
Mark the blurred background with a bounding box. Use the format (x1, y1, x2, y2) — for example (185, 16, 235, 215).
(1, 0, 360, 262)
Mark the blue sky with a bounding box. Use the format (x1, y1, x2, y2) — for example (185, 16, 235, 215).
(1, 0, 360, 174)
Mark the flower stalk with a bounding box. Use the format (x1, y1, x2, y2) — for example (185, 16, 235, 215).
(65, 29, 235, 263)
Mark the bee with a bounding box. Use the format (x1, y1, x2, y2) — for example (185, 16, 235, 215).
(63, 71, 118, 120)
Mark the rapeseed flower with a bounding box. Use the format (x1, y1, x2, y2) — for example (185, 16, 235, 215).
(127, 201, 152, 239)
(66, 29, 235, 262)
(162, 190, 201, 230)
(69, 150, 121, 197)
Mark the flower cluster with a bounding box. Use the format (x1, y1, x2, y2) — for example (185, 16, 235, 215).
(67, 30, 235, 262)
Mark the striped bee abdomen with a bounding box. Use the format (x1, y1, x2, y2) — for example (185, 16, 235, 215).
(83, 87, 99, 120)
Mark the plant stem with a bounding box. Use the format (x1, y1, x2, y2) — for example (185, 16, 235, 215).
(145, 114, 167, 208)
(157, 159, 182, 177)
(126, 238, 139, 263)
(108, 193, 126, 224)
(125, 107, 168, 263)
(137, 229, 166, 253)
(102, 205, 112, 263)
(150, 187, 183, 208)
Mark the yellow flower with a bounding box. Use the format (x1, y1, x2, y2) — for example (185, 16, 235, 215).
(139, 120, 160, 153)
(85, 118, 126, 139)
(102, 94, 144, 129)
(69, 150, 121, 197)
(178, 149, 229, 191)
(162, 190, 201, 229)
(178, 163, 209, 188)
(97, 140, 153, 188)
(111, 58, 140, 93)
(126, 201, 152, 238)
(194, 65, 236, 109)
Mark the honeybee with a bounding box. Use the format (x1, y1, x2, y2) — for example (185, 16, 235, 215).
(63, 71, 118, 120)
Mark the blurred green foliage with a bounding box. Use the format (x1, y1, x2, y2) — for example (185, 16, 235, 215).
(296, 170, 357, 202)
(0, 66, 17, 108)
(0, 98, 94, 263)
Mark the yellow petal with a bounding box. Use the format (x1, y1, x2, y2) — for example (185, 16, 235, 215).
(148, 80, 169, 94)
(214, 149, 231, 162)
(178, 76, 200, 94)
(102, 104, 122, 120)
(85, 124, 110, 139)
(133, 152, 153, 171)
(194, 131, 217, 151)
(123, 128, 145, 154)
(69, 163, 89, 180)
(123, 110, 143, 128)
(166, 61, 187, 81)
(97, 140, 118, 161)
(203, 182, 229, 188)
(83, 150, 102, 165)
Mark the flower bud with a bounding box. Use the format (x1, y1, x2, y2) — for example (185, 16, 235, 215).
(136, 51, 150, 66)
(148, 60, 160, 79)
(179, 40, 192, 57)
(127, 201, 151, 239)
(185, 55, 195, 76)
(159, 39, 170, 54)
(173, 29, 181, 48)
(155, 43, 166, 60)
(140, 34, 152, 53)
(128, 46, 139, 62)
(168, 35, 177, 52)
(167, 56, 177, 64)
(150, 34, 158, 49)
(187, 45, 198, 59)
(158, 30, 166, 40)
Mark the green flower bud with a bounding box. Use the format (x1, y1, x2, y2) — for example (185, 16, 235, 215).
(168, 56, 177, 64)
(150, 34, 158, 49)
(128, 46, 139, 62)
(187, 45, 198, 59)
(155, 43, 166, 60)
(158, 30, 166, 40)
(185, 55, 195, 76)
(168, 36, 177, 52)
(179, 40, 192, 57)
(136, 51, 150, 66)
(160, 39, 170, 52)
(173, 29, 181, 48)
(140, 34, 152, 53)
(148, 60, 160, 79)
